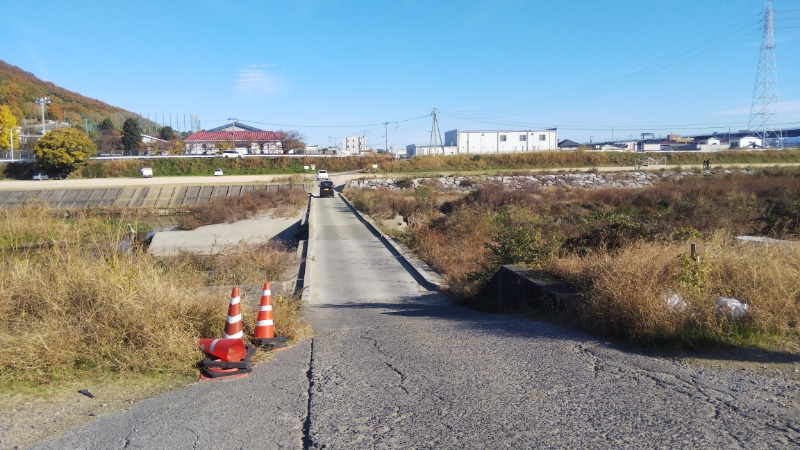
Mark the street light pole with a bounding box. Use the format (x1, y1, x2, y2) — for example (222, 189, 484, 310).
(36, 97, 51, 135)
(227, 117, 238, 152)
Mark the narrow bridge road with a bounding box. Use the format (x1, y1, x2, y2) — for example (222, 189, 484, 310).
(33, 192, 800, 449)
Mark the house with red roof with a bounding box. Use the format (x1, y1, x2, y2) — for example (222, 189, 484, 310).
(184, 122, 282, 155)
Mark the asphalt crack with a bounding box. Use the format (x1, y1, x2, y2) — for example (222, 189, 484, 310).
(302, 338, 320, 450)
(361, 331, 409, 395)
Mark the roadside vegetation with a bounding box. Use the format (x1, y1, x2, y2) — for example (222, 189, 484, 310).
(345, 168, 800, 350)
(2, 148, 800, 180)
(0, 199, 311, 390)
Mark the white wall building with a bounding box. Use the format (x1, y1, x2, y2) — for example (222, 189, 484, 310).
(406, 145, 458, 157)
(443, 129, 558, 154)
(342, 136, 366, 156)
(731, 136, 762, 149)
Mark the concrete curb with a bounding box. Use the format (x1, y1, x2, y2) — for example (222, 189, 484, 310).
(300, 195, 314, 303)
(338, 192, 446, 292)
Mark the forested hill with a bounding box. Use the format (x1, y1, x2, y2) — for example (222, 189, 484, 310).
(0, 60, 133, 127)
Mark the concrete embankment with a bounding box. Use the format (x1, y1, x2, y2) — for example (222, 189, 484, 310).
(0, 183, 310, 209)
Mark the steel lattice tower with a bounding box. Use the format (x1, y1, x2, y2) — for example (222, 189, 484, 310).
(429, 108, 444, 155)
(748, 0, 783, 148)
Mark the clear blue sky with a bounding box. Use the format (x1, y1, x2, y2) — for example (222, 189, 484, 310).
(2, 0, 799, 149)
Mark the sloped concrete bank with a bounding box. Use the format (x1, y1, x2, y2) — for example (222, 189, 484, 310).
(0, 183, 310, 209)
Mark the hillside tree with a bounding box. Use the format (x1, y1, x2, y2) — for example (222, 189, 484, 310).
(121, 117, 143, 155)
(276, 130, 305, 154)
(34, 127, 97, 173)
(98, 118, 116, 133)
(0, 105, 18, 154)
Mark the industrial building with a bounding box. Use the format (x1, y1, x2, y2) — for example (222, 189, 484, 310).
(406, 129, 558, 157)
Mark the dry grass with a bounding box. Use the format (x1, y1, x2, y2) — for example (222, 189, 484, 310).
(547, 234, 800, 346)
(0, 203, 309, 388)
(181, 187, 308, 229)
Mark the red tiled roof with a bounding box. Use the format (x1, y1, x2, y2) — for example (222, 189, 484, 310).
(185, 131, 280, 142)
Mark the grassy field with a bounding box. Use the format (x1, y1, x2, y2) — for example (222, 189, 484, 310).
(345, 168, 800, 350)
(0, 189, 311, 390)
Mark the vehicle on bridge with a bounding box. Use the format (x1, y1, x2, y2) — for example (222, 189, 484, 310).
(320, 180, 334, 197)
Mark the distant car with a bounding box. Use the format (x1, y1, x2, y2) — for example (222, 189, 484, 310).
(140, 167, 153, 178)
(221, 150, 242, 158)
(32, 172, 48, 180)
(213, 168, 224, 176)
(317, 169, 329, 180)
(319, 180, 334, 197)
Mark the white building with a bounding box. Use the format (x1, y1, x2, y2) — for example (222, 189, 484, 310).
(342, 136, 366, 156)
(443, 129, 558, 154)
(406, 145, 458, 157)
(731, 136, 762, 149)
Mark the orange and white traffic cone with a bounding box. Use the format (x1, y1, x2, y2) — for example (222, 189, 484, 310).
(253, 282, 287, 349)
(222, 286, 243, 339)
(198, 338, 247, 362)
(253, 282, 275, 339)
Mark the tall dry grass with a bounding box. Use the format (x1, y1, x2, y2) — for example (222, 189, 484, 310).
(547, 234, 800, 346)
(0, 204, 308, 386)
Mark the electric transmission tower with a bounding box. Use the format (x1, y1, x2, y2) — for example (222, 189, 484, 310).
(748, 0, 783, 149)
(429, 108, 444, 155)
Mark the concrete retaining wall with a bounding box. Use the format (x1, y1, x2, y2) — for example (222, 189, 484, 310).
(0, 183, 310, 209)
(477, 265, 582, 313)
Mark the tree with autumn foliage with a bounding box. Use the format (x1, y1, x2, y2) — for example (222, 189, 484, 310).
(34, 127, 97, 173)
(276, 130, 305, 154)
(168, 140, 185, 155)
(0, 105, 18, 155)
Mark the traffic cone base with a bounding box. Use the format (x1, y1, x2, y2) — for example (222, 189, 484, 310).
(199, 367, 251, 381)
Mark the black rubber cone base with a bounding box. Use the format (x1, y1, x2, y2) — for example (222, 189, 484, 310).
(256, 336, 287, 349)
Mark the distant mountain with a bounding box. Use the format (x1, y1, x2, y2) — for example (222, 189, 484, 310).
(0, 60, 140, 131)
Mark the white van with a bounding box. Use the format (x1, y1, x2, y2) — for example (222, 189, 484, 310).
(140, 167, 153, 178)
(317, 169, 329, 180)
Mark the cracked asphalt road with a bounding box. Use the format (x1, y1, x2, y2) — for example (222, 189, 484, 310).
(32, 190, 800, 449)
(302, 194, 800, 449)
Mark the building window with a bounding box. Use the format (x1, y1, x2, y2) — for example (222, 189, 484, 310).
(539, 134, 547, 141)
(500, 135, 507, 142)
(520, 135, 526, 142)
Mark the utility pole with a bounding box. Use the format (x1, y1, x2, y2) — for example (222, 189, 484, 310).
(429, 108, 443, 155)
(384, 122, 389, 155)
(749, 0, 783, 148)
(227, 117, 238, 151)
(36, 97, 50, 135)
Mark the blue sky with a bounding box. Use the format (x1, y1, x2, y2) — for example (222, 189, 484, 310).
(2, 0, 799, 149)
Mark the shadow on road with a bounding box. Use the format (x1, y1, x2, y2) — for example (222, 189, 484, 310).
(313, 294, 800, 366)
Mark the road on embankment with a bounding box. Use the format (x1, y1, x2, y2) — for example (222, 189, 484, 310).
(33, 186, 800, 449)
